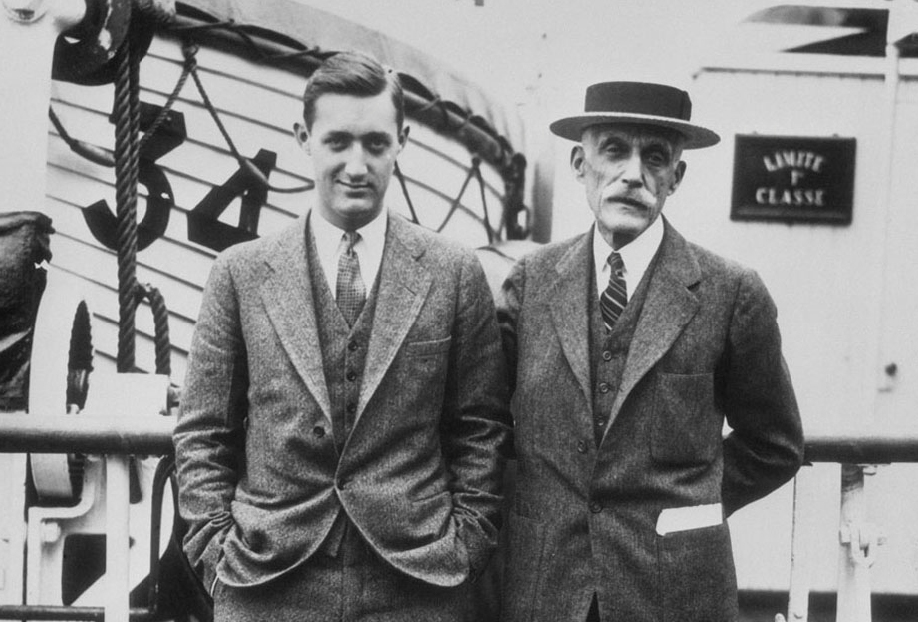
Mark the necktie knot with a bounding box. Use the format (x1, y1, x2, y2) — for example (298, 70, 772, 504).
(607, 251, 624, 277)
(342, 230, 361, 255)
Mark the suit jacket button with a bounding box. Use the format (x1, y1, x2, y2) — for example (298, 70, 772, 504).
(313, 425, 326, 438)
(346, 370, 357, 382)
(602, 350, 612, 362)
(346, 402, 357, 414)
(589, 502, 602, 514)
(577, 440, 588, 454)
(598, 382, 611, 393)
(348, 340, 359, 351)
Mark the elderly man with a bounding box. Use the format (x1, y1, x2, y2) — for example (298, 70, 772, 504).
(174, 51, 510, 622)
(499, 81, 804, 622)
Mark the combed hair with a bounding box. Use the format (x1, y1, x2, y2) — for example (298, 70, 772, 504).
(302, 50, 405, 131)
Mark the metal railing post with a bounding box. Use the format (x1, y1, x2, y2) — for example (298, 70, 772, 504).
(105, 455, 132, 622)
(836, 463, 880, 622)
(787, 466, 819, 622)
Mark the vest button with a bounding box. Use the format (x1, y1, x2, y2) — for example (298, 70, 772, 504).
(348, 340, 359, 351)
(576, 440, 588, 454)
(595, 417, 606, 428)
(589, 502, 602, 514)
(346, 370, 357, 382)
(602, 350, 613, 362)
(598, 382, 611, 393)
(312, 425, 326, 438)
(346, 402, 357, 414)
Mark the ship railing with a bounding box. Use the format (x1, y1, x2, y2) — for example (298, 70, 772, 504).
(786, 428, 918, 622)
(1, 415, 917, 621)
(0, 413, 175, 622)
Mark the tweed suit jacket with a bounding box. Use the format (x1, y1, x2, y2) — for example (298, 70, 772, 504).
(498, 218, 804, 622)
(173, 211, 511, 594)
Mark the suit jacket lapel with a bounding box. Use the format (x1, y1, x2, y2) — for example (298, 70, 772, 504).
(356, 214, 432, 425)
(605, 220, 700, 436)
(548, 231, 593, 409)
(260, 216, 333, 423)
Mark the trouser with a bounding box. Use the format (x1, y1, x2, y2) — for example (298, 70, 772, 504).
(214, 522, 471, 622)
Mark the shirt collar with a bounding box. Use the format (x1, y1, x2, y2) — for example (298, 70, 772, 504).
(311, 208, 387, 261)
(618, 215, 664, 279)
(592, 216, 664, 297)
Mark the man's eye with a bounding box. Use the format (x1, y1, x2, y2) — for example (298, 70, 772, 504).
(366, 138, 389, 153)
(326, 136, 348, 150)
(646, 152, 668, 166)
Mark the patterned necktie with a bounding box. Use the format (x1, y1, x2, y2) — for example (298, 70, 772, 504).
(336, 231, 366, 326)
(600, 251, 627, 331)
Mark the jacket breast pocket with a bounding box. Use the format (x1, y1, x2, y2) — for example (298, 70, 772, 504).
(397, 337, 452, 404)
(650, 372, 720, 465)
(404, 336, 452, 357)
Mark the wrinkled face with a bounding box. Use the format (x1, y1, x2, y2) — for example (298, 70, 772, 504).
(573, 123, 686, 249)
(295, 92, 408, 230)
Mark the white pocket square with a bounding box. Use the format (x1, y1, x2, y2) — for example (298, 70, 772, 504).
(656, 503, 723, 536)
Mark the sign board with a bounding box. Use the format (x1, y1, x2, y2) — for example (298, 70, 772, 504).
(731, 135, 855, 224)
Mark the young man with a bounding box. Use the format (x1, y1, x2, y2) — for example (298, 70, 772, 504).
(499, 81, 804, 622)
(174, 51, 511, 622)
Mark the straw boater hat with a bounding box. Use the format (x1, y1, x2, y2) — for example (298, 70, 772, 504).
(549, 81, 720, 149)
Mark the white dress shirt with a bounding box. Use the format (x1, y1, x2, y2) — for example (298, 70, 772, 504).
(592, 216, 664, 302)
(310, 208, 387, 295)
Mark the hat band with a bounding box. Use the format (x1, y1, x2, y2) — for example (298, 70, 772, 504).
(585, 84, 692, 121)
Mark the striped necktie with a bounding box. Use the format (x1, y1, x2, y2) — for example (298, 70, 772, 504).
(600, 251, 627, 331)
(336, 231, 366, 326)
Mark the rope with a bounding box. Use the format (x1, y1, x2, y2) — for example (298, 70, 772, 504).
(113, 26, 174, 386)
(473, 158, 495, 244)
(172, 19, 328, 65)
(394, 161, 420, 225)
(137, 50, 194, 154)
(137, 283, 172, 376)
(182, 42, 314, 194)
(50, 41, 192, 168)
(436, 159, 479, 233)
(49, 107, 116, 167)
(113, 42, 142, 373)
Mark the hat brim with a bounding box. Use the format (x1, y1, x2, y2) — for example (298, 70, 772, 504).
(549, 112, 720, 149)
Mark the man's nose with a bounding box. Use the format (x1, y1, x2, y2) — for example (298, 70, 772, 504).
(343, 146, 369, 178)
(620, 152, 644, 187)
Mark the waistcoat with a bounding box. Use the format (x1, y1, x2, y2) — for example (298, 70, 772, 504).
(589, 256, 656, 446)
(305, 223, 380, 454)
(305, 224, 381, 555)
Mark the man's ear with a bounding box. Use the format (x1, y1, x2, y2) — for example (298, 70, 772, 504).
(668, 160, 687, 195)
(293, 122, 310, 154)
(398, 125, 410, 152)
(570, 145, 586, 183)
